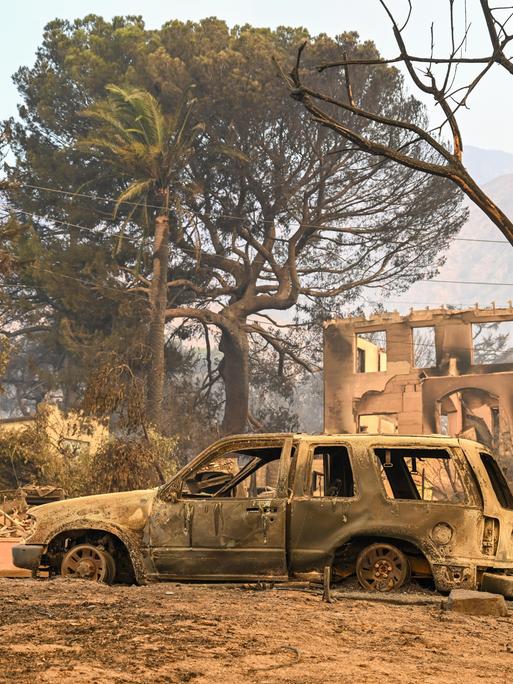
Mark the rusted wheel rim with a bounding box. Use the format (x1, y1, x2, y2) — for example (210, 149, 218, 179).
(356, 543, 408, 592)
(61, 544, 111, 582)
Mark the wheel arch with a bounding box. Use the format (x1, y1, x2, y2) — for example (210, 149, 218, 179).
(43, 520, 147, 584)
(332, 532, 434, 578)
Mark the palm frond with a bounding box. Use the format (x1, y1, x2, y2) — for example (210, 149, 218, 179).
(78, 83, 201, 219)
(113, 180, 153, 218)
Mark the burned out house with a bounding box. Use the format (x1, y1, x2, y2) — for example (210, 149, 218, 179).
(324, 305, 513, 471)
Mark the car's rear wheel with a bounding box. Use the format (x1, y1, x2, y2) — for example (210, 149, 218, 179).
(356, 542, 409, 592)
(61, 543, 116, 584)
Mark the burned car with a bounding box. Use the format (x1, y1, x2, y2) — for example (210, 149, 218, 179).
(12, 433, 513, 594)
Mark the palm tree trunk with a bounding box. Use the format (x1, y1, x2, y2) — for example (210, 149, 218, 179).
(147, 214, 169, 430)
(219, 324, 250, 435)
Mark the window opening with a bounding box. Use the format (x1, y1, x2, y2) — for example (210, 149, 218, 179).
(439, 414, 449, 435)
(359, 414, 398, 434)
(412, 326, 436, 368)
(375, 448, 466, 503)
(182, 445, 287, 499)
(310, 445, 354, 497)
(480, 452, 513, 510)
(472, 321, 513, 365)
(356, 347, 365, 374)
(356, 331, 387, 373)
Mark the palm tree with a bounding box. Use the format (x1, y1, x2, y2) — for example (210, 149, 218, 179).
(79, 85, 201, 430)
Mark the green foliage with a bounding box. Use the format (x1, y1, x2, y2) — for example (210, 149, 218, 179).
(0, 404, 178, 496)
(1, 16, 467, 435)
(81, 353, 148, 433)
(78, 83, 203, 217)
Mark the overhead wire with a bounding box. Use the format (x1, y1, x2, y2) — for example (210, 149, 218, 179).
(2, 206, 513, 290)
(1, 184, 512, 311)
(0, 203, 147, 242)
(8, 181, 511, 246)
(1, 265, 512, 358)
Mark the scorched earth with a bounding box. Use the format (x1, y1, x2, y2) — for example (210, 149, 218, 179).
(1, 578, 513, 683)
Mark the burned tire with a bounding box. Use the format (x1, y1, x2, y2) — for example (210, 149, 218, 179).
(61, 543, 116, 584)
(356, 542, 409, 592)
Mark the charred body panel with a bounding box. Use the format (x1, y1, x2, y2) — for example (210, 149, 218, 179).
(148, 435, 291, 580)
(288, 436, 485, 591)
(12, 433, 513, 595)
(14, 490, 156, 583)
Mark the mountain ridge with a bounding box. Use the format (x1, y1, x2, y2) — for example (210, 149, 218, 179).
(394, 168, 513, 311)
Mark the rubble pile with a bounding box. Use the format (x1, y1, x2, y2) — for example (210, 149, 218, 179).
(0, 485, 62, 539)
(0, 507, 33, 539)
(1, 488, 34, 539)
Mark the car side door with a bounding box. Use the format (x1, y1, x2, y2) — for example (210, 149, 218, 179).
(148, 436, 293, 580)
(288, 439, 358, 577)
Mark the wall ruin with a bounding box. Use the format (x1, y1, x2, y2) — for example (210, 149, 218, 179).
(324, 305, 513, 473)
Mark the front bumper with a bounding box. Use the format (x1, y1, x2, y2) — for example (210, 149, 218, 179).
(12, 544, 45, 570)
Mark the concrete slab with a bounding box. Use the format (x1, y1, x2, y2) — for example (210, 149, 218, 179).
(444, 589, 508, 617)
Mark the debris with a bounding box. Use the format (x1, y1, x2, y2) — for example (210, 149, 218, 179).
(330, 589, 442, 607)
(0, 484, 61, 539)
(322, 565, 333, 603)
(19, 485, 64, 506)
(324, 306, 513, 457)
(481, 571, 513, 598)
(0, 507, 34, 539)
(443, 589, 508, 617)
(241, 581, 275, 591)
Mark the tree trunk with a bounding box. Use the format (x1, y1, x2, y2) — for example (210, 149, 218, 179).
(219, 324, 250, 435)
(147, 214, 169, 430)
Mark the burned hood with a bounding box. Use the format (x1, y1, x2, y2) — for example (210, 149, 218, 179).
(29, 488, 157, 535)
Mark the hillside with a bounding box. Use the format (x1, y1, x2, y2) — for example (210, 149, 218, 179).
(394, 172, 513, 311)
(465, 145, 513, 184)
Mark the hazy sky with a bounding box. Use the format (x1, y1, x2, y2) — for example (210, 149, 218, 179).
(1, 0, 513, 154)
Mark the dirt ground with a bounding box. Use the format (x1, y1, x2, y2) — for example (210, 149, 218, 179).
(1, 578, 513, 684)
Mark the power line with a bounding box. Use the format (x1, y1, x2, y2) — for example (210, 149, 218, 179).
(19, 182, 165, 211)
(2, 188, 513, 298)
(3, 211, 513, 288)
(0, 204, 150, 243)
(9, 181, 511, 245)
(2, 267, 512, 354)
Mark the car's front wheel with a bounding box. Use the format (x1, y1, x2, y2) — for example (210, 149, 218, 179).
(60, 543, 116, 584)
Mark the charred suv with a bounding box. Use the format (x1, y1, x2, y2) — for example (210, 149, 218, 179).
(12, 433, 513, 594)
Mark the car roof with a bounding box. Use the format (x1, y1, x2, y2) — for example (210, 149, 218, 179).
(218, 432, 463, 447)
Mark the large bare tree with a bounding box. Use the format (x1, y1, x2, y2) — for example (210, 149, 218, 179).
(277, 1, 513, 246)
(2, 18, 466, 435)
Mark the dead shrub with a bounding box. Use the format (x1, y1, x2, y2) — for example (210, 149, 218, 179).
(0, 412, 60, 490)
(88, 433, 177, 494)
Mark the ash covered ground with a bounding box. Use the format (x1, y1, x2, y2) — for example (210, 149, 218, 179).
(1, 578, 513, 683)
